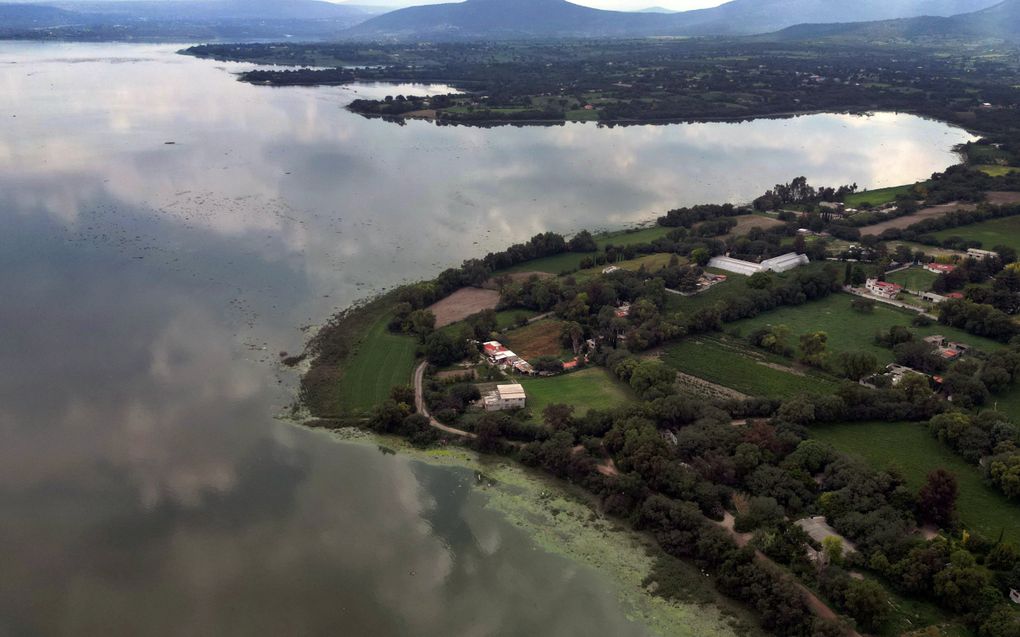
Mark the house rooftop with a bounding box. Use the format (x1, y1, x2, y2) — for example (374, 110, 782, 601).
(496, 384, 526, 399)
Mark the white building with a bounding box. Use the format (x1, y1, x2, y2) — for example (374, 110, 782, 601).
(761, 252, 811, 273)
(707, 256, 764, 276)
(865, 278, 903, 299)
(707, 252, 809, 276)
(968, 248, 998, 260)
(484, 384, 527, 412)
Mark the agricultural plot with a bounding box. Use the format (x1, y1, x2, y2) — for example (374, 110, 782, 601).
(519, 367, 635, 422)
(502, 319, 569, 360)
(339, 315, 419, 414)
(884, 267, 938, 292)
(812, 421, 1020, 543)
(728, 293, 1002, 365)
(661, 335, 838, 398)
(930, 214, 1020, 252)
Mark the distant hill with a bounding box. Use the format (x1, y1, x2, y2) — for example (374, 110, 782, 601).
(673, 0, 1001, 35)
(770, 0, 1020, 41)
(0, 3, 90, 28)
(342, 0, 1004, 40)
(0, 0, 384, 39)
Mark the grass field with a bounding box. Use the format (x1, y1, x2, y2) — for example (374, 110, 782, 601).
(976, 164, 1020, 177)
(811, 421, 1020, 543)
(503, 319, 569, 360)
(727, 293, 1002, 365)
(931, 215, 1020, 252)
(338, 315, 419, 414)
(844, 183, 919, 208)
(884, 267, 939, 292)
(519, 367, 635, 421)
(502, 226, 671, 274)
(661, 335, 838, 398)
(665, 269, 748, 313)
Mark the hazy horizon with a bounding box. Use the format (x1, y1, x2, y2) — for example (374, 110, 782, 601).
(40, 0, 732, 12)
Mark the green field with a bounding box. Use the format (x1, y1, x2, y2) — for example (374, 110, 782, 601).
(665, 269, 748, 313)
(661, 335, 839, 398)
(976, 164, 1020, 177)
(727, 293, 1002, 365)
(931, 215, 1020, 252)
(883, 267, 939, 292)
(519, 367, 635, 421)
(844, 183, 920, 208)
(811, 421, 1020, 543)
(339, 315, 419, 414)
(503, 226, 671, 274)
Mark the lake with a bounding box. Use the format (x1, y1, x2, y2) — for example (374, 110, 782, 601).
(0, 41, 976, 636)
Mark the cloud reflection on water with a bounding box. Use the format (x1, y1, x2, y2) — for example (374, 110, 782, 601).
(0, 41, 976, 636)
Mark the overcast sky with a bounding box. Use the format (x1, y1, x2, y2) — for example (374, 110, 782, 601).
(339, 0, 729, 9)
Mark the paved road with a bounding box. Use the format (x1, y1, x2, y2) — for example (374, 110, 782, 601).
(413, 361, 476, 439)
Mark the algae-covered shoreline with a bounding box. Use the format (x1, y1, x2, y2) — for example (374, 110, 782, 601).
(312, 426, 765, 637)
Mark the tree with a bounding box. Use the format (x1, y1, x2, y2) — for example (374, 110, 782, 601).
(919, 469, 958, 529)
(851, 298, 876, 313)
(424, 331, 469, 366)
(843, 578, 889, 632)
(850, 266, 868, 286)
(568, 230, 598, 252)
(407, 309, 437, 341)
(838, 351, 877, 381)
(561, 321, 585, 354)
(390, 385, 416, 410)
(799, 332, 829, 367)
(822, 536, 844, 566)
(691, 247, 710, 267)
(629, 360, 676, 400)
(542, 403, 575, 429)
(748, 271, 774, 290)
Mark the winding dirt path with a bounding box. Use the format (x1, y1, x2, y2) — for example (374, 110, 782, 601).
(413, 361, 476, 439)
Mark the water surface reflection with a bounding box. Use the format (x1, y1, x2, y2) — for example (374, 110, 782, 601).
(0, 42, 976, 636)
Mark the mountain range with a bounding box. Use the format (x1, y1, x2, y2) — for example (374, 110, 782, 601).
(770, 0, 1020, 41)
(1, 0, 1015, 41)
(342, 0, 1004, 40)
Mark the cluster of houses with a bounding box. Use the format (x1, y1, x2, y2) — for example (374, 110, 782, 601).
(482, 341, 534, 375)
(924, 334, 970, 362)
(707, 252, 810, 276)
(862, 335, 970, 389)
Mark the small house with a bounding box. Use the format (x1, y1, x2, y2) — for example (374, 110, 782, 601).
(483, 384, 527, 412)
(865, 278, 902, 299)
(924, 263, 957, 274)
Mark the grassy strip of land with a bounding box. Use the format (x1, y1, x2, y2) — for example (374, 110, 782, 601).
(884, 267, 939, 292)
(811, 421, 1020, 544)
(844, 183, 919, 208)
(661, 335, 838, 398)
(519, 367, 635, 422)
(726, 293, 1002, 366)
(930, 215, 1020, 252)
(503, 226, 671, 275)
(338, 313, 419, 415)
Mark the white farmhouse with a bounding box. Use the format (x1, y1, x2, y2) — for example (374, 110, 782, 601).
(484, 384, 527, 412)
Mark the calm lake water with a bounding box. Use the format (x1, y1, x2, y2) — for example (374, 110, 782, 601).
(0, 41, 976, 636)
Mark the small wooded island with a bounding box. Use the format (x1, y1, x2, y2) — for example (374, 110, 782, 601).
(195, 35, 1020, 637)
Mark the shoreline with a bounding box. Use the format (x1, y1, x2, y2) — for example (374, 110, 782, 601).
(300, 424, 763, 637)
